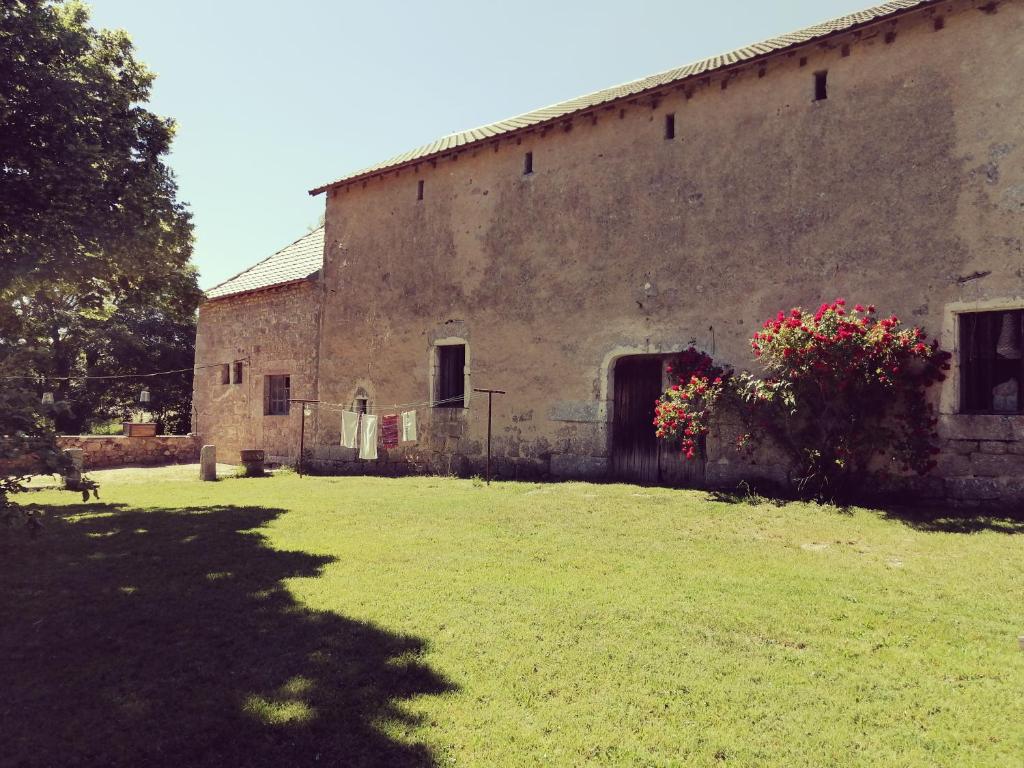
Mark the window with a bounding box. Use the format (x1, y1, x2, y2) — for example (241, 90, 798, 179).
(266, 375, 291, 415)
(437, 344, 466, 408)
(523, 151, 533, 175)
(960, 310, 1023, 414)
(220, 364, 230, 385)
(664, 113, 675, 140)
(232, 361, 243, 385)
(417, 179, 424, 200)
(354, 397, 368, 414)
(814, 71, 828, 101)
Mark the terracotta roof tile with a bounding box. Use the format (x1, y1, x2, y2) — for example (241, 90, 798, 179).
(204, 227, 323, 300)
(310, 0, 935, 194)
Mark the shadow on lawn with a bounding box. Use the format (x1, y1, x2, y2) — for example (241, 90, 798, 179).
(706, 488, 1024, 535)
(873, 506, 1024, 535)
(0, 503, 454, 767)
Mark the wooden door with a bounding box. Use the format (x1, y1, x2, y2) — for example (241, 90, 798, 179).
(611, 356, 664, 483)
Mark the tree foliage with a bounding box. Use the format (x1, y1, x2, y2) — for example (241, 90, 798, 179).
(1, 0, 199, 434)
(2, 1, 196, 524)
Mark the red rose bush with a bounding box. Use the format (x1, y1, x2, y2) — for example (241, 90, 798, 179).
(655, 300, 951, 499)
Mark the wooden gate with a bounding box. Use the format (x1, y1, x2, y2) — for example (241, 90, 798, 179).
(611, 354, 706, 487)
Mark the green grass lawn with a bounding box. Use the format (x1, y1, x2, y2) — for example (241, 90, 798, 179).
(4, 472, 1022, 767)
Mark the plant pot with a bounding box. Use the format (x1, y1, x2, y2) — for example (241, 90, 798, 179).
(122, 422, 157, 437)
(240, 448, 266, 477)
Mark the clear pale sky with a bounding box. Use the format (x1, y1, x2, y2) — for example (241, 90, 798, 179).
(86, 0, 868, 289)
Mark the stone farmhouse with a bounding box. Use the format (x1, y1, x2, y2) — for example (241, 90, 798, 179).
(194, 0, 1024, 506)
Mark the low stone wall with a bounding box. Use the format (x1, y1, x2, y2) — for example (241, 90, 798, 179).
(935, 415, 1024, 508)
(56, 435, 200, 470)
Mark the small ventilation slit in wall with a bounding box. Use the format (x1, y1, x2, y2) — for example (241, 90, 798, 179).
(841, 44, 851, 57)
(799, 56, 808, 67)
(934, 16, 945, 30)
(757, 67, 766, 78)
(814, 70, 828, 101)
(523, 151, 533, 175)
(664, 113, 675, 140)
(884, 30, 897, 44)
(416, 179, 424, 200)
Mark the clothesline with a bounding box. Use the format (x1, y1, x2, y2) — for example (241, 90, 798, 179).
(309, 394, 466, 414)
(0, 359, 247, 382)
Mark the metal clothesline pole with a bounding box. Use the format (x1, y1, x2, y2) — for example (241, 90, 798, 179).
(288, 399, 320, 477)
(472, 388, 506, 485)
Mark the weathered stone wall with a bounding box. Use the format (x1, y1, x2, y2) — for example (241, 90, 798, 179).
(192, 282, 320, 464)
(305, 0, 1024, 506)
(935, 415, 1024, 507)
(56, 435, 199, 470)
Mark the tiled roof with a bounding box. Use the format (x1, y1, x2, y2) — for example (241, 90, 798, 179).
(204, 227, 324, 300)
(310, 0, 936, 195)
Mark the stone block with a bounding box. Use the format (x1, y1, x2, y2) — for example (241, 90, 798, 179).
(945, 477, 1003, 501)
(935, 452, 970, 476)
(64, 448, 84, 471)
(946, 440, 978, 455)
(200, 445, 217, 481)
(969, 452, 1024, 477)
(979, 441, 1008, 454)
(550, 454, 608, 479)
(456, 438, 482, 455)
(548, 401, 603, 423)
(938, 415, 1016, 442)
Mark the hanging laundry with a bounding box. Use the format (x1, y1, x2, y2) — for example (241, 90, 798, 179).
(401, 410, 417, 443)
(380, 414, 400, 449)
(340, 410, 360, 449)
(359, 414, 378, 460)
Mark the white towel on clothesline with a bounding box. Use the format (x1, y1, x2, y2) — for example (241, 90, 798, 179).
(340, 411, 359, 449)
(359, 414, 378, 460)
(401, 410, 417, 443)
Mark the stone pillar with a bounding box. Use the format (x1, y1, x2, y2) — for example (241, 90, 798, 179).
(63, 448, 84, 490)
(200, 445, 217, 481)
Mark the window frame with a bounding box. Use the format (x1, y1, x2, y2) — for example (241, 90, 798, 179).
(958, 309, 1024, 415)
(813, 70, 828, 101)
(430, 338, 470, 409)
(265, 374, 291, 416)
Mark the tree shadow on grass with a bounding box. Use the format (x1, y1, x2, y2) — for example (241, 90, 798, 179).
(872, 505, 1024, 535)
(0, 503, 455, 767)
(705, 486, 1024, 535)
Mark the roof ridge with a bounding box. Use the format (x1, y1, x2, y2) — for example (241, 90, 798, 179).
(310, 0, 938, 194)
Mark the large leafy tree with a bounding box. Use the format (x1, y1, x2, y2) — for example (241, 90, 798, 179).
(2, 1, 198, 522)
(1, 0, 199, 435)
